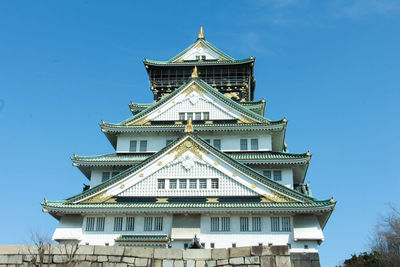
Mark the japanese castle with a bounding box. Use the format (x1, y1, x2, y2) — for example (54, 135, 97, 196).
(42, 27, 335, 253)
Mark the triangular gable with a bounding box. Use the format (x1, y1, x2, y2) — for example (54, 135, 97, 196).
(69, 135, 314, 205)
(120, 79, 270, 126)
(169, 39, 234, 63)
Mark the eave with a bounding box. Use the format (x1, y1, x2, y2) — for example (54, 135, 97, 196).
(143, 58, 255, 67)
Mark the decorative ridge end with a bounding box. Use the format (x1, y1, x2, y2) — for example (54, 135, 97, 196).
(185, 117, 194, 133)
(330, 197, 334, 203)
(282, 117, 287, 123)
(306, 150, 311, 156)
(191, 66, 198, 78)
(197, 26, 204, 40)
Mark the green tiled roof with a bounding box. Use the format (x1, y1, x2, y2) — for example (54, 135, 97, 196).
(115, 235, 169, 242)
(48, 134, 319, 206)
(144, 58, 254, 66)
(107, 79, 278, 127)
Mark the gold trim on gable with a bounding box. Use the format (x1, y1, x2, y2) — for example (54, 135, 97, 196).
(185, 84, 204, 96)
(169, 139, 206, 160)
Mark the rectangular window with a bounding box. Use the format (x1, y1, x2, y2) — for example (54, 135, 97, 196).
(187, 112, 193, 120)
(179, 113, 185, 120)
(210, 243, 215, 248)
(144, 217, 153, 231)
(139, 140, 147, 152)
(221, 217, 230, 232)
(129, 140, 137, 152)
(252, 217, 261, 232)
(203, 112, 210, 120)
(189, 179, 197, 189)
(85, 217, 95, 231)
(201, 55, 206, 60)
(195, 112, 202, 120)
(263, 170, 272, 179)
(213, 139, 221, 150)
(251, 139, 259, 150)
(281, 217, 291, 232)
(199, 179, 207, 189)
(102, 172, 110, 182)
(154, 217, 163, 231)
(112, 171, 119, 177)
(114, 217, 123, 231)
(240, 217, 249, 232)
(211, 179, 219, 189)
(196, 55, 200, 60)
(273, 170, 282, 181)
(158, 179, 165, 189)
(169, 179, 177, 189)
(210, 217, 219, 232)
(271, 217, 280, 232)
(179, 179, 187, 189)
(166, 139, 174, 146)
(96, 217, 105, 231)
(205, 139, 211, 144)
(126, 217, 135, 231)
(240, 139, 248, 151)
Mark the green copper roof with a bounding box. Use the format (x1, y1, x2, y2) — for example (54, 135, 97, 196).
(115, 235, 169, 242)
(144, 58, 254, 66)
(106, 79, 278, 127)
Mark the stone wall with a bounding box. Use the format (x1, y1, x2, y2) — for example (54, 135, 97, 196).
(0, 245, 320, 267)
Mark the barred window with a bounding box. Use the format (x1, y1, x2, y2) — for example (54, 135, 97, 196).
(114, 217, 123, 231)
(158, 179, 165, 189)
(96, 217, 105, 231)
(240, 139, 248, 151)
(179, 179, 187, 189)
(144, 217, 153, 231)
(251, 139, 259, 150)
(195, 112, 202, 120)
(85, 217, 95, 231)
(205, 139, 211, 144)
(221, 217, 230, 232)
(154, 217, 163, 231)
(189, 179, 197, 189)
(102, 172, 110, 182)
(273, 170, 282, 181)
(126, 217, 135, 231)
(203, 112, 210, 120)
(179, 113, 185, 120)
(139, 140, 147, 152)
(187, 112, 193, 120)
(271, 217, 280, 232)
(282, 217, 291, 232)
(240, 217, 249, 232)
(211, 179, 219, 189)
(166, 139, 174, 146)
(252, 217, 261, 232)
(112, 172, 119, 177)
(199, 179, 207, 189)
(263, 170, 272, 179)
(213, 139, 221, 150)
(169, 179, 177, 189)
(129, 140, 137, 152)
(210, 217, 219, 232)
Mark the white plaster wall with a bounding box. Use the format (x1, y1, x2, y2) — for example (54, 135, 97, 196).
(116, 133, 272, 153)
(254, 168, 294, 189)
(79, 215, 173, 246)
(90, 167, 127, 188)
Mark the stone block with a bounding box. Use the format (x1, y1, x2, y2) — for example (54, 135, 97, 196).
(174, 260, 184, 267)
(97, 255, 108, 262)
(0, 245, 20, 254)
(18, 245, 37, 255)
(154, 248, 182, 260)
(122, 256, 135, 264)
(216, 259, 228, 265)
(211, 248, 229, 260)
(206, 260, 217, 267)
(245, 256, 260, 264)
(94, 245, 125, 256)
(75, 254, 87, 261)
(116, 263, 128, 267)
(187, 259, 196, 267)
(0, 255, 23, 264)
(124, 246, 154, 258)
(270, 246, 289, 256)
(135, 258, 149, 266)
(53, 254, 67, 263)
(261, 255, 276, 267)
(109, 255, 123, 262)
(152, 259, 163, 267)
(76, 245, 95, 255)
(229, 257, 244, 265)
(183, 249, 211, 260)
(86, 255, 98, 261)
(23, 254, 34, 262)
(163, 259, 174, 267)
(275, 255, 291, 267)
(79, 261, 93, 267)
(229, 247, 251, 258)
(103, 263, 117, 267)
(196, 260, 206, 267)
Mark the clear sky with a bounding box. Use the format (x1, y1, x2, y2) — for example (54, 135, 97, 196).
(1, 1, 399, 266)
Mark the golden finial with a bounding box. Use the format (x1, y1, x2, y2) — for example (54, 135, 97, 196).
(191, 66, 198, 78)
(261, 98, 265, 103)
(185, 117, 194, 133)
(330, 197, 334, 203)
(73, 154, 77, 159)
(42, 208, 48, 213)
(306, 150, 310, 156)
(101, 120, 104, 125)
(282, 117, 287, 123)
(198, 26, 204, 39)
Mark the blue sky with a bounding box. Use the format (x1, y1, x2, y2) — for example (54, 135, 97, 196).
(1, 1, 399, 266)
